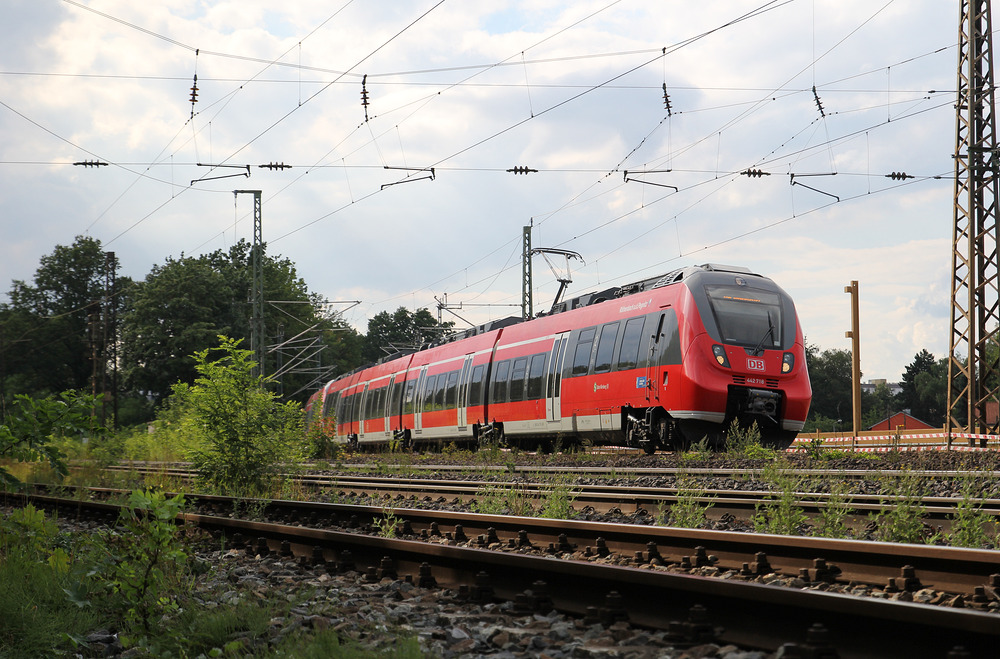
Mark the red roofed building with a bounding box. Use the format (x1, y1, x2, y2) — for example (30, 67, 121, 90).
(868, 412, 936, 432)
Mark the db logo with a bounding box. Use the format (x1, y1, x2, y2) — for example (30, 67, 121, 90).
(746, 358, 766, 372)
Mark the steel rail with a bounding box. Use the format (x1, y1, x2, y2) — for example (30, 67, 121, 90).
(10, 491, 996, 658)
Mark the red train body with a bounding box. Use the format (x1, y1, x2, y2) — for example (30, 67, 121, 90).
(306, 264, 812, 451)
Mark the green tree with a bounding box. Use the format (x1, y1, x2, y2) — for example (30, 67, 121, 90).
(121, 240, 350, 407)
(0, 236, 127, 407)
(183, 336, 305, 495)
(362, 307, 453, 362)
(0, 390, 103, 487)
(898, 350, 947, 425)
(803, 343, 853, 432)
(861, 381, 896, 429)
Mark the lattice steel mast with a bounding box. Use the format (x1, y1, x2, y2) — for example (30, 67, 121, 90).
(947, 0, 1000, 444)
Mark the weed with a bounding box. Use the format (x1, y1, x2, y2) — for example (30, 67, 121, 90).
(725, 420, 774, 459)
(538, 477, 578, 519)
(472, 482, 535, 516)
(751, 460, 808, 535)
(812, 477, 854, 539)
(869, 469, 928, 544)
(679, 436, 712, 463)
(948, 476, 996, 548)
(96, 490, 191, 634)
(374, 508, 402, 538)
(659, 474, 713, 528)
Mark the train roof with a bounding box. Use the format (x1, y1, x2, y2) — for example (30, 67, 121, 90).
(327, 264, 766, 382)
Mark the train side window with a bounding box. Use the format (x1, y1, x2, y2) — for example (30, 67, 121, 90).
(509, 357, 528, 401)
(527, 353, 547, 399)
(571, 327, 597, 376)
(616, 316, 646, 370)
(445, 371, 459, 408)
(421, 375, 436, 413)
(492, 360, 511, 404)
(434, 375, 447, 411)
(593, 322, 620, 373)
(469, 365, 485, 407)
(402, 379, 417, 415)
(323, 393, 336, 418)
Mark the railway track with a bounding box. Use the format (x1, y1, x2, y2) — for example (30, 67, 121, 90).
(102, 463, 1000, 523)
(10, 487, 999, 657)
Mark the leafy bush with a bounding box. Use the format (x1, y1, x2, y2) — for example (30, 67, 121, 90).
(181, 336, 307, 496)
(96, 490, 190, 634)
(0, 390, 105, 487)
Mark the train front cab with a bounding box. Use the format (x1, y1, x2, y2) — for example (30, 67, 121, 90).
(667, 268, 811, 449)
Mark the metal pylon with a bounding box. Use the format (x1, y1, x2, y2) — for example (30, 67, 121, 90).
(235, 190, 264, 378)
(947, 0, 1000, 444)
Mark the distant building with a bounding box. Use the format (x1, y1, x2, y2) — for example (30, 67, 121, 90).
(860, 379, 903, 397)
(868, 411, 935, 432)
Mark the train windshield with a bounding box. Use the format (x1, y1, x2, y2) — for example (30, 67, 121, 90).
(704, 286, 783, 348)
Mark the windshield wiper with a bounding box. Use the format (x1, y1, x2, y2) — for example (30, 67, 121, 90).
(751, 313, 775, 356)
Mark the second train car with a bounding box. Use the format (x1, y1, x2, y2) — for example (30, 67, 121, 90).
(306, 264, 812, 452)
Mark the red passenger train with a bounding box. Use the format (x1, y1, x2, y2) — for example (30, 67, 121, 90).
(306, 264, 812, 451)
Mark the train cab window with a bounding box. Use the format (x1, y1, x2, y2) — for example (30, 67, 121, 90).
(445, 371, 459, 408)
(705, 285, 783, 348)
(421, 375, 437, 413)
(402, 379, 417, 415)
(509, 357, 528, 401)
(527, 353, 546, 399)
(571, 327, 597, 376)
(469, 365, 485, 407)
(492, 360, 511, 404)
(593, 322, 620, 374)
(616, 316, 646, 370)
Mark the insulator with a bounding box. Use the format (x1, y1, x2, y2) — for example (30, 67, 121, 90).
(662, 83, 672, 116)
(189, 74, 199, 104)
(259, 162, 291, 170)
(886, 171, 913, 180)
(507, 166, 538, 175)
(812, 85, 825, 118)
(742, 168, 769, 178)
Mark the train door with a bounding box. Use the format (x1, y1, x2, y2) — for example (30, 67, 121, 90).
(359, 383, 370, 437)
(546, 333, 570, 422)
(413, 367, 428, 432)
(645, 312, 667, 403)
(456, 355, 473, 429)
(383, 375, 397, 436)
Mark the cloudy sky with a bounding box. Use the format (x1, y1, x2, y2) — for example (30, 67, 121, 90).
(1, 0, 961, 380)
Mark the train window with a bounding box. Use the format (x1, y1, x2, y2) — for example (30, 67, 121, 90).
(527, 353, 546, 399)
(388, 380, 401, 417)
(510, 357, 528, 401)
(705, 285, 783, 348)
(323, 393, 336, 418)
(445, 371, 459, 408)
(421, 375, 436, 413)
(376, 387, 387, 418)
(469, 365, 485, 407)
(571, 327, 597, 376)
(492, 360, 511, 404)
(593, 322, 620, 373)
(402, 379, 417, 415)
(616, 316, 646, 370)
(547, 337, 565, 398)
(433, 374, 447, 410)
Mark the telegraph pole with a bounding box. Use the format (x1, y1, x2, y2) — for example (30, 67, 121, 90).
(844, 281, 861, 449)
(947, 0, 1000, 446)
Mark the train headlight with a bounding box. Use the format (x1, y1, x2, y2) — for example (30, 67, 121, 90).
(782, 352, 795, 373)
(712, 345, 730, 367)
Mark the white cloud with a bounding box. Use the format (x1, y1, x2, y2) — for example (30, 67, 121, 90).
(0, 0, 963, 383)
